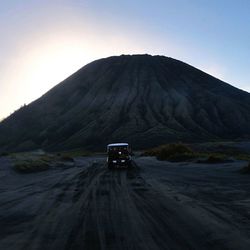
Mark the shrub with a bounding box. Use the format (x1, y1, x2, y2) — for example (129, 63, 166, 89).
(12, 151, 76, 173)
(142, 143, 195, 162)
(60, 149, 91, 158)
(234, 154, 250, 161)
(156, 144, 193, 161)
(142, 148, 159, 157)
(167, 152, 197, 162)
(197, 154, 231, 164)
(14, 159, 49, 173)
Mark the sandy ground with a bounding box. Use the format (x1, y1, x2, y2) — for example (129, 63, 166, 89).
(1, 155, 250, 250)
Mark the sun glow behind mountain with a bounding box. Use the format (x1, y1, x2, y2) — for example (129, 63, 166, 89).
(0, 1, 169, 119)
(1, 0, 250, 120)
(10, 36, 94, 101)
(1, 38, 91, 119)
(0, 32, 151, 119)
(0, 2, 149, 119)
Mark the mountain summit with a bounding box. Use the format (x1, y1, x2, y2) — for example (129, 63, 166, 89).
(1, 54, 250, 152)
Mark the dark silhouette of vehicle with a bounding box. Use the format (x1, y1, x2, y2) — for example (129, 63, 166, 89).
(107, 143, 132, 169)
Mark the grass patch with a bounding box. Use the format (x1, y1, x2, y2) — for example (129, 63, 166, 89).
(142, 140, 250, 163)
(142, 143, 236, 163)
(167, 152, 197, 162)
(11, 148, 92, 174)
(12, 152, 74, 173)
(189, 142, 250, 162)
(196, 154, 231, 164)
(14, 159, 50, 173)
(233, 154, 250, 161)
(142, 143, 196, 162)
(57, 149, 91, 158)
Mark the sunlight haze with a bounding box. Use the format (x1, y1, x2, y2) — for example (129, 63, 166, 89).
(1, 0, 250, 119)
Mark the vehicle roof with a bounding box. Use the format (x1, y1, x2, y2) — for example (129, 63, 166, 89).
(107, 143, 129, 147)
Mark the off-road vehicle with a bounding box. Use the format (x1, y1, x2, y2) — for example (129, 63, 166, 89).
(107, 143, 132, 169)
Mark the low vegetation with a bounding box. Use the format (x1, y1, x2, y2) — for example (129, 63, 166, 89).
(8, 146, 95, 174)
(196, 154, 231, 164)
(11, 151, 79, 173)
(13, 158, 50, 173)
(190, 142, 250, 162)
(142, 143, 236, 163)
(56, 149, 91, 158)
(233, 154, 250, 161)
(11, 148, 93, 173)
(142, 143, 196, 162)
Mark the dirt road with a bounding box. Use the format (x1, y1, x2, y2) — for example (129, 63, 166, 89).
(1, 156, 250, 250)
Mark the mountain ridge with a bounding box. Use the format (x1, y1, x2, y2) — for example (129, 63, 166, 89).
(1, 54, 250, 152)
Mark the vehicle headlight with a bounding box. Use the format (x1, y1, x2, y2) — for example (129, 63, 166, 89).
(112, 160, 117, 163)
(121, 160, 125, 163)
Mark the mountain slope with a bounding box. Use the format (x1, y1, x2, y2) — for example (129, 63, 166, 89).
(1, 54, 250, 152)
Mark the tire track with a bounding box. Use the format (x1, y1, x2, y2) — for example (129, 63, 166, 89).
(2, 157, 250, 250)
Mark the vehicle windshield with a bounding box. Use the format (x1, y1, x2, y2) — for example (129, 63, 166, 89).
(108, 146, 129, 156)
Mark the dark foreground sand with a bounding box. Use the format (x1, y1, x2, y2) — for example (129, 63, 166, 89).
(1, 155, 250, 250)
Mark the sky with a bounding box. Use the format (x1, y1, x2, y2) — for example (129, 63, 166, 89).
(1, 0, 250, 119)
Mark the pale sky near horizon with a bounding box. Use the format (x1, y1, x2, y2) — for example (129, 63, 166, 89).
(1, 0, 250, 119)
